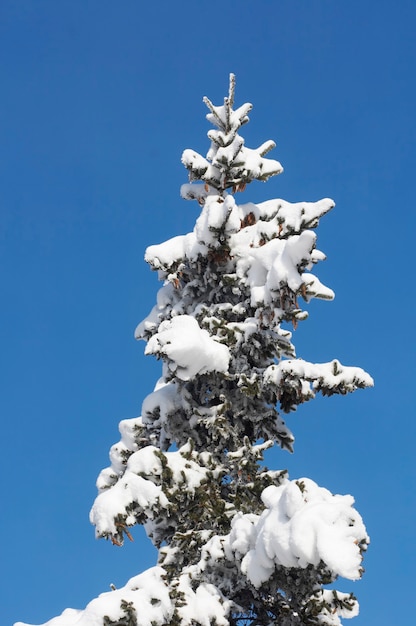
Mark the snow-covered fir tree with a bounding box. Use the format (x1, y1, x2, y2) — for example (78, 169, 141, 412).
(17, 74, 373, 626)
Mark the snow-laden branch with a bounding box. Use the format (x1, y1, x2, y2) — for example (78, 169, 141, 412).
(145, 315, 230, 381)
(264, 359, 374, 410)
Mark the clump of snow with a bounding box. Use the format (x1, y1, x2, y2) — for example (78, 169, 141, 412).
(91, 458, 169, 537)
(15, 566, 233, 626)
(177, 575, 231, 626)
(143, 194, 242, 269)
(145, 234, 188, 269)
(194, 195, 241, 245)
(200, 478, 368, 588)
(91, 443, 218, 540)
(256, 198, 335, 234)
(14, 567, 173, 626)
(145, 315, 230, 380)
(15, 609, 82, 626)
(233, 228, 330, 306)
(135, 282, 178, 338)
(141, 378, 182, 423)
(251, 479, 367, 582)
(264, 359, 374, 396)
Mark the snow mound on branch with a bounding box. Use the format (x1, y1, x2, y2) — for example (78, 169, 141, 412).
(201, 479, 368, 589)
(14, 567, 172, 626)
(145, 315, 230, 380)
(144, 232, 203, 270)
(141, 194, 335, 318)
(255, 197, 334, 234)
(177, 575, 231, 626)
(243, 479, 368, 586)
(91, 444, 216, 539)
(15, 566, 231, 626)
(91, 451, 169, 537)
(143, 194, 334, 273)
(143, 194, 241, 268)
(195, 195, 241, 244)
(233, 229, 333, 305)
(264, 359, 374, 397)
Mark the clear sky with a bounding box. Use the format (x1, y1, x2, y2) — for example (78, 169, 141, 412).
(1, 1, 415, 625)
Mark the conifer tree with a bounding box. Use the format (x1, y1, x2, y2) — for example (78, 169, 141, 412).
(18, 74, 373, 626)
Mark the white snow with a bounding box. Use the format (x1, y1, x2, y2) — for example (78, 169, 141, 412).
(145, 315, 230, 381)
(14, 567, 173, 626)
(199, 478, 368, 589)
(176, 576, 231, 626)
(15, 565, 233, 626)
(91, 442, 219, 541)
(141, 193, 335, 316)
(141, 378, 181, 424)
(264, 359, 374, 394)
(235, 232, 318, 305)
(16, 80, 372, 626)
(194, 194, 241, 244)
(91, 466, 168, 537)
(21, 478, 366, 626)
(205, 100, 252, 131)
(256, 197, 335, 233)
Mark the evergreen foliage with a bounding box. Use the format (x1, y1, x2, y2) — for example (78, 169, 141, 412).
(17, 75, 373, 626)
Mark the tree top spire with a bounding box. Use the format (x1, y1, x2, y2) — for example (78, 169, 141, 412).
(182, 73, 282, 195)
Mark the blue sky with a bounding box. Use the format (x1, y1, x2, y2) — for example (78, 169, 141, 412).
(1, 1, 415, 624)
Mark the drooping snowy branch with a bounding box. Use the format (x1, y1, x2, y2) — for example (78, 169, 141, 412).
(201, 478, 368, 587)
(264, 359, 374, 411)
